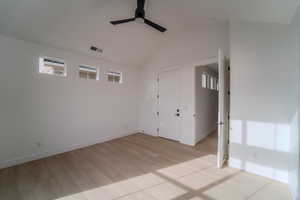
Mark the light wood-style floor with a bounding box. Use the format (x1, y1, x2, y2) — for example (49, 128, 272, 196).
(0, 132, 291, 200)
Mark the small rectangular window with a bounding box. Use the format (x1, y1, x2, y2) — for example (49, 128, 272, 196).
(79, 65, 98, 80)
(202, 73, 208, 88)
(210, 77, 214, 90)
(107, 71, 122, 84)
(214, 78, 218, 90)
(39, 57, 66, 76)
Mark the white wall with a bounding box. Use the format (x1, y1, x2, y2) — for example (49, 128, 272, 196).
(290, 7, 300, 199)
(0, 34, 139, 169)
(298, 38, 300, 200)
(298, 30, 300, 200)
(229, 22, 298, 185)
(195, 66, 218, 143)
(138, 23, 229, 145)
(290, 111, 299, 199)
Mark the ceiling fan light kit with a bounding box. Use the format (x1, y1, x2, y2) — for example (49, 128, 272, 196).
(110, 0, 167, 33)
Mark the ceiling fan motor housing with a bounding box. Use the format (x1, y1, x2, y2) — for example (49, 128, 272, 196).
(135, 8, 145, 18)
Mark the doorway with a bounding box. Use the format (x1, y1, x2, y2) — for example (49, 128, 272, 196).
(194, 63, 219, 154)
(194, 50, 230, 168)
(156, 50, 230, 168)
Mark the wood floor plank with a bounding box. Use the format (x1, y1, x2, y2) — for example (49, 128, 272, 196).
(0, 132, 217, 200)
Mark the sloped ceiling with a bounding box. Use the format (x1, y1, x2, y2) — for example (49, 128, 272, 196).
(0, 0, 299, 67)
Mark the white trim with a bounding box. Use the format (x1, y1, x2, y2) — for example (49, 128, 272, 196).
(159, 66, 181, 72)
(157, 67, 182, 142)
(228, 158, 289, 183)
(0, 131, 137, 169)
(38, 56, 67, 77)
(107, 70, 123, 84)
(79, 65, 99, 80)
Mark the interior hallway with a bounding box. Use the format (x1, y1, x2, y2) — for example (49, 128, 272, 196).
(0, 133, 291, 200)
(195, 130, 218, 155)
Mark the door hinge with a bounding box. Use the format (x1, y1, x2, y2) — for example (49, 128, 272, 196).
(228, 91, 231, 95)
(157, 112, 159, 116)
(157, 94, 160, 99)
(228, 67, 230, 71)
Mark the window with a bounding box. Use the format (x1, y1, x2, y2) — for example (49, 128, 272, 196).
(39, 57, 66, 76)
(216, 78, 219, 91)
(210, 76, 214, 90)
(211, 77, 218, 90)
(107, 71, 122, 83)
(79, 65, 98, 80)
(202, 73, 208, 88)
(202, 72, 218, 91)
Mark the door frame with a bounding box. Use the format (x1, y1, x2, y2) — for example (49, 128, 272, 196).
(157, 66, 182, 141)
(156, 58, 220, 145)
(217, 49, 230, 168)
(192, 55, 230, 168)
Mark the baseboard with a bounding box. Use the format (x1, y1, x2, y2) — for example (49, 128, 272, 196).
(181, 141, 196, 146)
(0, 132, 136, 169)
(228, 158, 288, 184)
(195, 127, 217, 144)
(141, 131, 158, 137)
(290, 187, 299, 200)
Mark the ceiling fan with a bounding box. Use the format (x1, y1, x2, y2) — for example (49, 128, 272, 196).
(110, 0, 167, 33)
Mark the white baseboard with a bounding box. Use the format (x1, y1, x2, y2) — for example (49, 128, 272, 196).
(228, 158, 288, 184)
(180, 140, 195, 146)
(0, 132, 136, 169)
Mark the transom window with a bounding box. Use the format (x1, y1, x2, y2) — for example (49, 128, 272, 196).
(79, 65, 98, 80)
(202, 72, 218, 91)
(107, 71, 122, 84)
(39, 57, 66, 76)
(202, 73, 208, 88)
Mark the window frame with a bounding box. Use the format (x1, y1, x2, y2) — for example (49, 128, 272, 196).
(202, 73, 209, 89)
(107, 70, 123, 84)
(38, 56, 67, 77)
(210, 76, 215, 90)
(78, 65, 99, 81)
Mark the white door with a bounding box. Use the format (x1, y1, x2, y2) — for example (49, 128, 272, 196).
(217, 49, 229, 168)
(158, 69, 181, 141)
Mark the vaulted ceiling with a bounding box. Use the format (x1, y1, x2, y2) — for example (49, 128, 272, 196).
(0, 0, 299, 67)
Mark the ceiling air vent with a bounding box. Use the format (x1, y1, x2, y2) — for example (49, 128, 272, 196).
(90, 46, 103, 53)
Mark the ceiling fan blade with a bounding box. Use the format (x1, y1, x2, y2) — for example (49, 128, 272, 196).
(110, 18, 135, 25)
(137, 0, 145, 10)
(144, 18, 167, 32)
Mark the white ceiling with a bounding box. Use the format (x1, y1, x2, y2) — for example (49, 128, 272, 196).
(0, 0, 299, 67)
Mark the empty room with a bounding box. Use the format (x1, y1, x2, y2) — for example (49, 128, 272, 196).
(0, 0, 300, 200)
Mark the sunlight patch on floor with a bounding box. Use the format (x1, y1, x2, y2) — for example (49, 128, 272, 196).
(54, 154, 292, 200)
